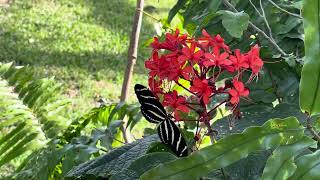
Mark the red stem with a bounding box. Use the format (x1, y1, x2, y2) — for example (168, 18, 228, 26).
(186, 102, 201, 105)
(185, 104, 198, 112)
(207, 100, 227, 115)
(174, 80, 199, 97)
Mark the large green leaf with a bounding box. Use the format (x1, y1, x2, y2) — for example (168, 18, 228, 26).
(66, 135, 159, 179)
(214, 103, 306, 138)
(111, 152, 177, 180)
(167, 0, 188, 23)
(299, 0, 320, 115)
(141, 117, 304, 180)
(289, 149, 320, 180)
(207, 150, 272, 179)
(218, 10, 249, 38)
(261, 136, 316, 180)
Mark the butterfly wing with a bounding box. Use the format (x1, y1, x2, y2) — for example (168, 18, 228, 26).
(135, 84, 189, 157)
(134, 84, 167, 124)
(157, 118, 188, 157)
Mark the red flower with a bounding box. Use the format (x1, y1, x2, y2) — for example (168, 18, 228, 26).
(145, 51, 169, 79)
(199, 29, 230, 52)
(148, 78, 163, 94)
(190, 78, 212, 104)
(228, 79, 249, 105)
(245, 45, 263, 74)
(228, 49, 249, 72)
(165, 58, 190, 81)
(203, 46, 231, 67)
(178, 41, 204, 65)
(151, 29, 187, 51)
(163, 90, 189, 120)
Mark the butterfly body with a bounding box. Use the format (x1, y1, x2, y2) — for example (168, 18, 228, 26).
(134, 84, 188, 157)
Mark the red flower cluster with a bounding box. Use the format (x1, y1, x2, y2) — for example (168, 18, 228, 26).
(145, 29, 263, 121)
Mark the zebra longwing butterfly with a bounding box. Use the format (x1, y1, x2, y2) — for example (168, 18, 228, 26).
(134, 84, 188, 157)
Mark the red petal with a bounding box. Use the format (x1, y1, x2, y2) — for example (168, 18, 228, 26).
(230, 96, 239, 104)
(177, 105, 190, 113)
(228, 89, 238, 97)
(193, 50, 204, 60)
(202, 29, 211, 37)
(240, 89, 249, 96)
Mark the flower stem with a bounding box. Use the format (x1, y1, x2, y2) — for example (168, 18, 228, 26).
(175, 80, 198, 97)
(306, 115, 320, 143)
(208, 100, 227, 115)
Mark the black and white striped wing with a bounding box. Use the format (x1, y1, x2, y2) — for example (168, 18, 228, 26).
(134, 84, 167, 124)
(158, 118, 188, 157)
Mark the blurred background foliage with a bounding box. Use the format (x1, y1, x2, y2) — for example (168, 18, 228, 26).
(0, 0, 173, 178)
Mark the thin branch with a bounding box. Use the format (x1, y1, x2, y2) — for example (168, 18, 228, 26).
(137, 8, 161, 22)
(222, 0, 288, 57)
(174, 80, 198, 96)
(260, 0, 273, 39)
(249, 0, 262, 17)
(263, 59, 282, 64)
(186, 102, 201, 105)
(185, 104, 198, 112)
(306, 116, 320, 143)
(113, 138, 126, 144)
(267, 0, 302, 19)
(207, 100, 227, 115)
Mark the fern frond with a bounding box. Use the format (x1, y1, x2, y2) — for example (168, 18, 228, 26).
(0, 62, 71, 169)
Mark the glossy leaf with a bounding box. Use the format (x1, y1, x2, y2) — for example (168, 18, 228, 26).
(261, 136, 316, 180)
(218, 10, 249, 38)
(141, 117, 304, 180)
(299, 0, 320, 115)
(214, 103, 306, 138)
(289, 150, 320, 180)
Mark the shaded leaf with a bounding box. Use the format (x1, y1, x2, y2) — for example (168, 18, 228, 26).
(66, 135, 159, 179)
(289, 149, 320, 180)
(141, 117, 304, 180)
(261, 136, 316, 180)
(111, 152, 177, 180)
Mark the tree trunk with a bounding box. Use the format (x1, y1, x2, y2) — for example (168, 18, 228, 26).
(120, 0, 144, 143)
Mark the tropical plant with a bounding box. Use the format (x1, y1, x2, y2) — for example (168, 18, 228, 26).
(0, 62, 143, 179)
(0, 62, 71, 172)
(67, 0, 320, 179)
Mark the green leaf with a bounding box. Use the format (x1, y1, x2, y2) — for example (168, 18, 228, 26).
(261, 136, 316, 180)
(218, 10, 249, 38)
(141, 117, 304, 180)
(214, 103, 306, 138)
(111, 152, 177, 180)
(66, 135, 159, 179)
(211, 150, 272, 179)
(167, 0, 188, 23)
(289, 149, 320, 180)
(299, 0, 320, 115)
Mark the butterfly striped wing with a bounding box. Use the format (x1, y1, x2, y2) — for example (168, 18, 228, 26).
(158, 118, 188, 157)
(134, 84, 189, 157)
(134, 84, 167, 124)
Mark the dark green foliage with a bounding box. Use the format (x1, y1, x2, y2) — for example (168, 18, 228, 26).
(0, 62, 145, 179)
(140, 117, 304, 179)
(66, 135, 160, 179)
(112, 152, 177, 180)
